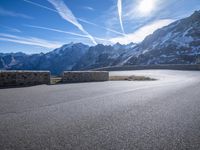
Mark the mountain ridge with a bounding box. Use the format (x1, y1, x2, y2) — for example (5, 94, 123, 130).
(0, 10, 199, 74)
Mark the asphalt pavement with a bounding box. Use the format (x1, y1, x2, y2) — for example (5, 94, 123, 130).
(0, 70, 200, 150)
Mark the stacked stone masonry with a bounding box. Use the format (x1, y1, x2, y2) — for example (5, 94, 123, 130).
(0, 71, 50, 87)
(96, 64, 200, 71)
(62, 71, 109, 83)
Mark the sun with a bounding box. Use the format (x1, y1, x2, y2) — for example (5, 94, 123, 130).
(138, 0, 155, 15)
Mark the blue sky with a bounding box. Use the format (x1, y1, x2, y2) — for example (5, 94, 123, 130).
(0, 0, 199, 54)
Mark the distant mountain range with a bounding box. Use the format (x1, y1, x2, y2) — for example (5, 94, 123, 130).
(0, 10, 200, 75)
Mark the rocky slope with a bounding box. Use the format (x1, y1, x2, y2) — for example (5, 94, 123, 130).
(125, 10, 200, 65)
(72, 43, 137, 70)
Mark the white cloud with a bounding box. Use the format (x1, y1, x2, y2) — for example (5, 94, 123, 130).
(109, 19, 174, 44)
(83, 6, 94, 11)
(0, 7, 32, 19)
(47, 0, 97, 45)
(0, 33, 63, 48)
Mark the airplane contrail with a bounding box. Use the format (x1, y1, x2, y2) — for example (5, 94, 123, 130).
(77, 18, 125, 36)
(24, 24, 111, 43)
(47, 0, 97, 45)
(24, 24, 88, 38)
(117, 0, 125, 34)
(0, 33, 63, 48)
(23, 0, 124, 36)
(23, 0, 56, 12)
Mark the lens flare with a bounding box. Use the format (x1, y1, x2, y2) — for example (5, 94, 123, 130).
(138, 0, 155, 15)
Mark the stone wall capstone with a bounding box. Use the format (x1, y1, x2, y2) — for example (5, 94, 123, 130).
(62, 71, 109, 83)
(0, 71, 50, 87)
(95, 64, 200, 71)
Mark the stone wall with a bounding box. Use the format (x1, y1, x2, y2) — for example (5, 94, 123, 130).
(95, 64, 200, 71)
(62, 71, 109, 83)
(0, 71, 50, 87)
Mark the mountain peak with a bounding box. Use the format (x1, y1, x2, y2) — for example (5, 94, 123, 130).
(189, 10, 200, 20)
(193, 10, 200, 15)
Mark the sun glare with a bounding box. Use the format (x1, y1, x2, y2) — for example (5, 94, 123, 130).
(138, 0, 155, 15)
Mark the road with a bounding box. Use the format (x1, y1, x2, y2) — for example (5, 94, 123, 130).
(0, 70, 200, 150)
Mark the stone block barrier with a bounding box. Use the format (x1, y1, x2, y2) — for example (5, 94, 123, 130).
(95, 64, 200, 71)
(0, 71, 50, 87)
(62, 71, 109, 83)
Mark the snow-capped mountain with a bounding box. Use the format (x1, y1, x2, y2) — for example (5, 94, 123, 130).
(0, 10, 199, 74)
(125, 10, 200, 65)
(38, 43, 89, 74)
(0, 42, 137, 73)
(72, 43, 137, 70)
(0, 43, 89, 75)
